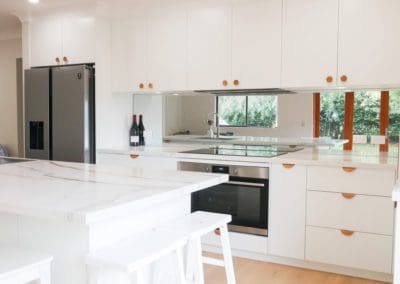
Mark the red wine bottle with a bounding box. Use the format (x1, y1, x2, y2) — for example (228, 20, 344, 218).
(139, 115, 145, 146)
(129, 115, 139, 147)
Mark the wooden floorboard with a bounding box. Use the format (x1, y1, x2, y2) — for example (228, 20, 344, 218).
(204, 253, 386, 284)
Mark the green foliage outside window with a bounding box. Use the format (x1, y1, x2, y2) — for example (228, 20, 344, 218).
(218, 96, 278, 128)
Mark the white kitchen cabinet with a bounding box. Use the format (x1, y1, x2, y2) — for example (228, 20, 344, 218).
(96, 153, 177, 171)
(111, 15, 147, 93)
(231, 0, 282, 89)
(269, 164, 307, 259)
(147, 3, 187, 91)
(62, 16, 96, 65)
(306, 226, 393, 273)
(281, 0, 339, 89)
(337, 0, 400, 88)
(29, 16, 96, 67)
(187, 0, 232, 90)
(29, 17, 63, 67)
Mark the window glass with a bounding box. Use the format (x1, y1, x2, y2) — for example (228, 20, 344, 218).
(247, 96, 277, 127)
(320, 92, 345, 139)
(389, 90, 400, 156)
(217, 96, 278, 128)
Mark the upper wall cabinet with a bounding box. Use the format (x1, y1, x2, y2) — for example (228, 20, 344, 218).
(187, 0, 232, 90)
(29, 15, 96, 67)
(30, 18, 63, 67)
(231, 0, 282, 89)
(337, 0, 400, 88)
(111, 2, 187, 93)
(281, 0, 339, 89)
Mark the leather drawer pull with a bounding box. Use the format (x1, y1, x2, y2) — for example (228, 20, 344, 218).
(341, 193, 355, 199)
(214, 228, 221, 236)
(342, 167, 356, 173)
(340, 230, 354, 236)
(282, 163, 295, 169)
(130, 154, 139, 159)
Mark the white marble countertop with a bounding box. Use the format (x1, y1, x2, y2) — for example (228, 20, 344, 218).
(98, 144, 397, 169)
(393, 183, 400, 201)
(163, 135, 347, 147)
(0, 160, 228, 225)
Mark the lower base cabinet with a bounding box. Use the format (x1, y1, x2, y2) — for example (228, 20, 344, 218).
(306, 226, 393, 273)
(268, 164, 307, 259)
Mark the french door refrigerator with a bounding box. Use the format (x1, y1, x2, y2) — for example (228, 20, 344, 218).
(25, 65, 95, 163)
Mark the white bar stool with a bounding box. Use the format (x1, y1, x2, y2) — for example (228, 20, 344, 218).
(86, 229, 188, 284)
(161, 211, 236, 284)
(0, 247, 53, 284)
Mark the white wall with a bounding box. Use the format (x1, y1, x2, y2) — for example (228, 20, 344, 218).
(165, 93, 314, 138)
(0, 37, 22, 156)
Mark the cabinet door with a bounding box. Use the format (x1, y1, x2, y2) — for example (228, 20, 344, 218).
(62, 16, 96, 64)
(187, 0, 232, 90)
(147, 3, 187, 91)
(338, 0, 400, 88)
(281, 0, 339, 89)
(232, 0, 282, 89)
(269, 164, 307, 259)
(30, 18, 63, 67)
(111, 15, 147, 93)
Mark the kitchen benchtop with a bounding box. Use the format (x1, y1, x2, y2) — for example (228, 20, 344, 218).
(98, 143, 398, 170)
(393, 183, 400, 201)
(164, 135, 347, 147)
(0, 159, 227, 224)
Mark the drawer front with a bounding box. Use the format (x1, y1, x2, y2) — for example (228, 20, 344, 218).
(306, 226, 393, 273)
(307, 166, 395, 196)
(96, 153, 177, 170)
(307, 191, 394, 235)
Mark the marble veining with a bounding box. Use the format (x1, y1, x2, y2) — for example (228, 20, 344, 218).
(0, 160, 228, 224)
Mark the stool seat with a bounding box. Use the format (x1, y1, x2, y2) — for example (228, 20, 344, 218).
(0, 247, 53, 284)
(165, 211, 232, 238)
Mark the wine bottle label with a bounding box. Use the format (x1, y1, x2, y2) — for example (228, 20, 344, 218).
(130, 136, 139, 143)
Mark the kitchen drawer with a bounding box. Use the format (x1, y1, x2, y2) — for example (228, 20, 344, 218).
(307, 191, 394, 235)
(306, 226, 392, 273)
(202, 231, 268, 255)
(307, 166, 395, 196)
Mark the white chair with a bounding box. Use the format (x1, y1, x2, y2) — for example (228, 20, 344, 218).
(161, 211, 236, 284)
(86, 229, 188, 284)
(0, 247, 53, 284)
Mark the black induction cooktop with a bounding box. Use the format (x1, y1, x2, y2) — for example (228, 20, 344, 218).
(180, 145, 303, 158)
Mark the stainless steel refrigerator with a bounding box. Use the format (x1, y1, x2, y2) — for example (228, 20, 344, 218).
(25, 65, 95, 163)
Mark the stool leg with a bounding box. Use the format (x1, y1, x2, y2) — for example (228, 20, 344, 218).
(136, 268, 145, 284)
(38, 262, 51, 284)
(194, 238, 204, 284)
(220, 225, 236, 284)
(86, 265, 99, 284)
(176, 247, 186, 284)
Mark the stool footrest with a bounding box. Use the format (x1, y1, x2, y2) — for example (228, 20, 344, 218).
(203, 256, 225, 267)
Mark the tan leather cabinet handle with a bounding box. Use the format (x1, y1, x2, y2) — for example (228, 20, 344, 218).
(326, 75, 333, 83)
(342, 167, 356, 173)
(130, 154, 139, 159)
(282, 163, 295, 169)
(341, 193, 355, 199)
(340, 230, 354, 236)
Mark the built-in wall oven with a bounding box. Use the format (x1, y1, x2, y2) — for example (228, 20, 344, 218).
(179, 162, 269, 236)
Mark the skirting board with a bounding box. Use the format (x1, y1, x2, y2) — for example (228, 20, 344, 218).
(202, 244, 393, 283)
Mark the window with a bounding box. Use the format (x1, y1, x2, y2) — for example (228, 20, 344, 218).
(320, 92, 345, 139)
(316, 90, 400, 155)
(217, 96, 278, 128)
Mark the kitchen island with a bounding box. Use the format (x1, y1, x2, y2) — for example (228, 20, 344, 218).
(0, 159, 228, 284)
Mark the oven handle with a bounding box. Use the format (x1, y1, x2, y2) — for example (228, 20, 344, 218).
(224, 181, 265, 187)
